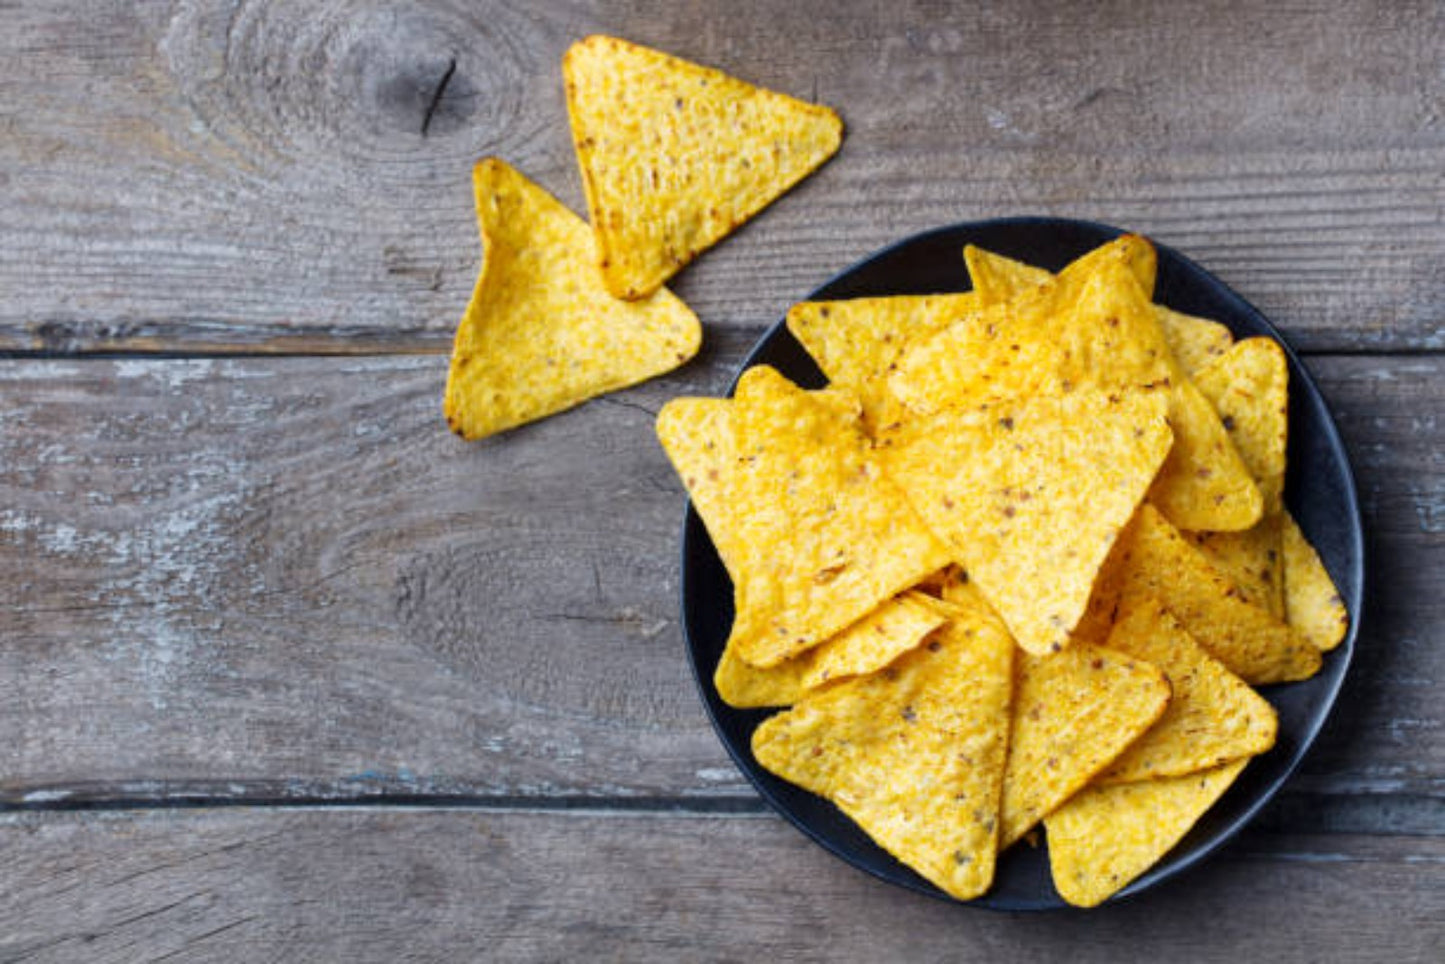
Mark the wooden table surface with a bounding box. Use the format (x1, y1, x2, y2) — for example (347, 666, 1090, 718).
(2, 1, 1442, 960)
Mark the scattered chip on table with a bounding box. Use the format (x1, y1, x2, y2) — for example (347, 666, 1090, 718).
(752, 580, 1015, 900)
(657, 365, 951, 669)
(1045, 758, 1249, 907)
(1095, 595, 1277, 784)
(443, 159, 701, 441)
(878, 387, 1171, 655)
(564, 35, 843, 300)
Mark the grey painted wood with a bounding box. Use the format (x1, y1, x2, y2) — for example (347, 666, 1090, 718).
(3, 1, 1441, 353)
(0, 808, 1440, 963)
(0, 350, 1438, 810)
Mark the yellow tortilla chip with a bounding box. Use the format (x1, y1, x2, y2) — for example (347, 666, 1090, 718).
(787, 293, 982, 433)
(714, 591, 947, 708)
(657, 366, 951, 668)
(564, 35, 843, 300)
(892, 248, 1262, 532)
(1157, 306, 1235, 378)
(1056, 234, 1158, 300)
(964, 244, 1233, 377)
(997, 641, 1172, 847)
(1282, 511, 1349, 652)
(1193, 338, 1290, 512)
(1045, 759, 1248, 907)
(963, 245, 1051, 304)
(443, 159, 701, 440)
(752, 583, 1015, 900)
(1120, 505, 1321, 685)
(1186, 514, 1285, 617)
(1096, 595, 1277, 784)
(878, 388, 1172, 655)
(1187, 337, 1292, 613)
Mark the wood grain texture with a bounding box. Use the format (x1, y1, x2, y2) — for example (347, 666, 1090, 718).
(0, 349, 1439, 807)
(0, 808, 1441, 963)
(3, 1, 1441, 353)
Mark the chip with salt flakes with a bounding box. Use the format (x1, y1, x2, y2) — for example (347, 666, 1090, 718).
(752, 581, 1015, 900)
(787, 293, 982, 434)
(878, 387, 1171, 655)
(564, 35, 843, 300)
(1095, 595, 1277, 785)
(657, 365, 950, 669)
(443, 159, 701, 441)
(714, 590, 947, 708)
(1119, 505, 1321, 685)
(1282, 512, 1349, 652)
(1045, 759, 1248, 907)
(996, 640, 1172, 848)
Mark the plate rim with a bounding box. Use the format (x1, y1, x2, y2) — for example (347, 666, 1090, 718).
(677, 216, 1365, 911)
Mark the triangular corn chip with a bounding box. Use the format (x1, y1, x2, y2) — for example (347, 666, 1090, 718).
(787, 293, 982, 434)
(964, 243, 1233, 377)
(1045, 759, 1248, 907)
(752, 583, 1015, 900)
(714, 590, 947, 708)
(1056, 234, 1158, 299)
(564, 35, 843, 300)
(1120, 505, 1321, 684)
(443, 159, 700, 440)
(878, 388, 1172, 655)
(997, 641, 1172, 847)
(1156, 306, 1234, 378)
(1282, 511, 1349, 651)
(892, 248, 1262, 531)
(963, 245, 1051, 304)
(1187, 337, 1292, 614)
(657, 366, 951, 668)
(1186, 513, 1286, 617)
(1096, 595, 1277, 784)
(1193, 338, 1290, 512)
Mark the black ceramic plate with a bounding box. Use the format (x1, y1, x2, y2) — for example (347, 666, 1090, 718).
(680, 218, 1364, 910)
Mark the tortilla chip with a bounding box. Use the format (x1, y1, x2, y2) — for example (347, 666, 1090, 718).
(878, 387, 1172, 655)
(997, 641, 1172, 847)
(787, 293, 982, 433)
(1096, 595, 1277, 784)
(1157, 307, 1235, 378)
(963, 245, 1051, 304)
(1282, 511, 1349, 652)
(714, 591, 948, 708)
(657, 366, 951, 668)
(1186, 514, 1285, 617)
(1045, 759, 1248, 907)
(1056, 234, 1158, 300)
(1120, 505, 1321, 685)
(752, 583, 1015, 900)
(564, 35, 843, 300)
(1193, 338, 1290, 512)
(891, 249, 1262, 531)
(964, 245, 1232, 377)
(443, 159, 701, 440)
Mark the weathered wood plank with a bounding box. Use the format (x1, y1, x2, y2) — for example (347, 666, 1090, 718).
(2, 1, 1441, 353)
(0, 808, 1440, 963)
(0, 350, 1438, 806)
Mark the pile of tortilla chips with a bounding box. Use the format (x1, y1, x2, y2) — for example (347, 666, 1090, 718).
(657, 235, 1348, 907)
(444, 36, 842, 440)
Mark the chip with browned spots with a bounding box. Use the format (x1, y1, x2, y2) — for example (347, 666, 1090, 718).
(752, 580, 1014, 900)
(564, 35, 843, 300)
(443, 159, 700, 440)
